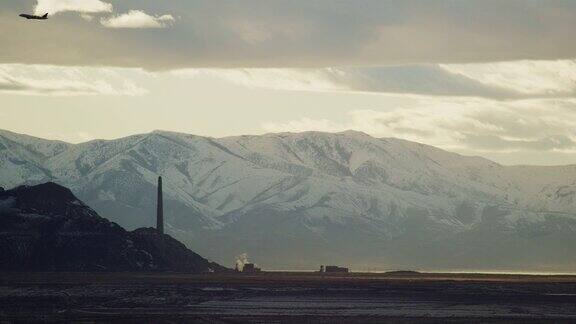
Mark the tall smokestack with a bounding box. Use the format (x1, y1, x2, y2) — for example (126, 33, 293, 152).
(156, 176, 164, 235)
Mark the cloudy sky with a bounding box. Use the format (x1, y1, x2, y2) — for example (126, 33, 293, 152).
(1, 1, 576, 165)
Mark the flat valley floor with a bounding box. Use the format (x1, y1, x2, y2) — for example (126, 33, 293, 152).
(2, 272, 576, 323)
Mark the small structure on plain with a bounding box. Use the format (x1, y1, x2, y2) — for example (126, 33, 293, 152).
(319, 265, 349, 273)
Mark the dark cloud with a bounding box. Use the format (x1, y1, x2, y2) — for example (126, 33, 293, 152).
(2, 1, 576, 69)
(198, 62, 576, 100)
(330, 65, 521, 99)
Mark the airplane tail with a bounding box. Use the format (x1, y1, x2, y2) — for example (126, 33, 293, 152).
(42, 13, 48, 18)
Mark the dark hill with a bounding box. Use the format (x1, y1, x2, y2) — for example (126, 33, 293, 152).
(0, 182, 227, 272)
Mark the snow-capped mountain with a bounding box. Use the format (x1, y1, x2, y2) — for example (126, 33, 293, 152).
(1, 128, 576, 271)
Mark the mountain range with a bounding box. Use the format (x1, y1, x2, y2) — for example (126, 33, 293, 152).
(1, 128, 576, 271)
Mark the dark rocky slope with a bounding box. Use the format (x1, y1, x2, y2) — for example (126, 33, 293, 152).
(0, 182, 227, 272)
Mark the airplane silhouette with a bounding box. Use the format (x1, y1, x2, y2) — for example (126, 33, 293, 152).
(19, 13, 48, 20)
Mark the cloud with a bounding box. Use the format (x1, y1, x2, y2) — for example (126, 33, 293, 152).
(34, 0, 112, 15)
(100, 10, 175, 29)
(262, 97, 576, 158)
(0, 64, 147, 96)
(174, 68, 347, 93)
(442, 61, 576, 97)
(175, 60, 576, 100)
(3, 1, 576, 69)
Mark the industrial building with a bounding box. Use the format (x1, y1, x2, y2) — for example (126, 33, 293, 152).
(242, 263, 261, 273)
(319, 265, 349, 273)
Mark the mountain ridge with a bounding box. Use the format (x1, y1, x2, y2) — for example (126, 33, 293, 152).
(1, 128, 576, 271)
(3, 127, 576, 167)
(0, 128, 508, 166)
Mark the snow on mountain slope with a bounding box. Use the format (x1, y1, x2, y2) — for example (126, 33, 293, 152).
(1, 128, 576, 271)
(0, 130, 71, 188)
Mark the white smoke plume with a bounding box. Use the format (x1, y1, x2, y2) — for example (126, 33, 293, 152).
(235, 253, 249, 271)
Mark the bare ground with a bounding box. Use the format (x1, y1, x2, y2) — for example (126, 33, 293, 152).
(2, 272, 576, 323)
